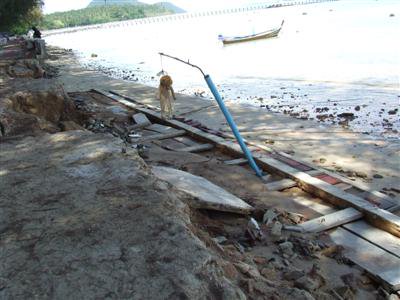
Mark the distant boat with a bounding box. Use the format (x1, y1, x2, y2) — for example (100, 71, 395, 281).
(219, 20, 284, 45)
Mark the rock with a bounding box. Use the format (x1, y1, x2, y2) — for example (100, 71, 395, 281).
(391, 187, 400, 194)
(91, 53, 98, 57)
(247, 217, 262, 240)
(59, 121, 86, 131)
(213, 236, 228, 244)
(373, 173, 384, 179)
(287, 212, 303, 224)
(335, 286, 355, 299)
(253, 256, 267, 265)
(234, 262, 261, 279)
(260, 267, 275, 278)
(355, 105, 361, 111)
(262, 209, 278, 225)
(319, 157, 327, 163)
(271, 221, 282, 237)
(388, 109, 398, 115)
(338, 112, 355, 119)
(341, 273, 357, 291)
(152, 177, 170, 191)
(314, 291, 334, 300)
(283, 269, 305, 281)
(221, 262, 239, 280)
(294, 276, 320, 292)
(279, 241, 294, 256)
(316, 114, 329, 121)
(286, 288, 315, 300)
(355, 171, 368, 179)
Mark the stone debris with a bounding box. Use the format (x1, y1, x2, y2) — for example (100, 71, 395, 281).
(212, 236, 228, 244)
(271, 221, 283, 237)
(279, 241, 294, 256)
(286, 288, 316, 300)
(246, 218, 263, 240)
(295, 276, 321, 292)
(262, 208, 279, 225)
(234, 262, 261, 279)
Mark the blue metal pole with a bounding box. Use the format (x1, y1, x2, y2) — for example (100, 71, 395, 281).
(204, 74, 264, 177)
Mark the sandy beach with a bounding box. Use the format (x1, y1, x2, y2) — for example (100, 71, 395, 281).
(38, 46, 398, 204)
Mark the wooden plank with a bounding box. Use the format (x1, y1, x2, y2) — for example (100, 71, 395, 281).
(306, 169, 324, 176)
(330, 228, 400, 291)
(136, 130, 186, 143)
(276, 150, 394, 207)
(299, 207, 361, 233)
(132, 113, 151, 128)
(224, 158, 248, 165)
(265, 178, 297, 191)
(238, 137, 394, 208)
(147, 123, 180, 134)
(176, 143, 214, 153)
(173, 136, 200, 147)
(335, 182, 353, 191)
(256, 155, 400, 236)
(99, 90, 400, 237)
(343, 221, 400, 259)
(298, 204, 400, 233)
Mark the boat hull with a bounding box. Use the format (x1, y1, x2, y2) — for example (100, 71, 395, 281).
(221, 21, 284, 45)
(222, 28, 281, 45)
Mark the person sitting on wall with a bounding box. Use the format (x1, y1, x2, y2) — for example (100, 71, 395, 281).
(32, 26, 41, 39)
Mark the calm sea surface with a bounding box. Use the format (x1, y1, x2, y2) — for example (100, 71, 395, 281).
(47, 0, 400, 138)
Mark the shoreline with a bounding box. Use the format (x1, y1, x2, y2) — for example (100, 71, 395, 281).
(45, 45, 399, 203)
(78, 52, 399, 141)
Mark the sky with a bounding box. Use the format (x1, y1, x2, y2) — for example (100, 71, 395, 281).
(42, 0, 251, 14)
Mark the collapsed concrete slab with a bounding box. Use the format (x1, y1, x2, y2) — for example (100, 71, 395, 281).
(0, 131, 245, 299)
(152, 166, 254, 214)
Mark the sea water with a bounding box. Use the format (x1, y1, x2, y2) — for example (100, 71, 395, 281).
(46, 0, 400, 138)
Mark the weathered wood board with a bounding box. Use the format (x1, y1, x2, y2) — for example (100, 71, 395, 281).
(152, 166, 253, 214)
(265, 178, 297, 191)
(132, 113, 151, 128)
(224, 158, 248, 165)
(343, 220, 400, 259)
(147, 123, 181, 134)
(330, 228, 400, 291)
(299, 207, 362, 233)
(176, 143, 214, 153)
(136, 130, 186, 143)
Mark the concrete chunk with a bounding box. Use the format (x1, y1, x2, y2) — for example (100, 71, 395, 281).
(152, 166, 253, 214)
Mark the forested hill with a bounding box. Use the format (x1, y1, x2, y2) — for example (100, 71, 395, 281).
(88, 0, 142, 7)
(41, 3, 175, 30)
(156, 2, 185, 13)
(88, 0, 185, 13)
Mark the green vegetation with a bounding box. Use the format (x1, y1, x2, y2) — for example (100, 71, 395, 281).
(88, 0, 140, 6)
(0, 0, 43, 34)
(40, 4, 174, 30)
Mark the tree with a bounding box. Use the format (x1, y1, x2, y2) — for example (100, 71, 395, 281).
(0, 0, 43, 34)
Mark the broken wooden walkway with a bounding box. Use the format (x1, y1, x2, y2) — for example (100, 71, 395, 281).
(93, 89, 400, 292)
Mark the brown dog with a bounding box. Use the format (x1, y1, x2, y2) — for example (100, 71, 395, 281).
(156, 75, 176, 119)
